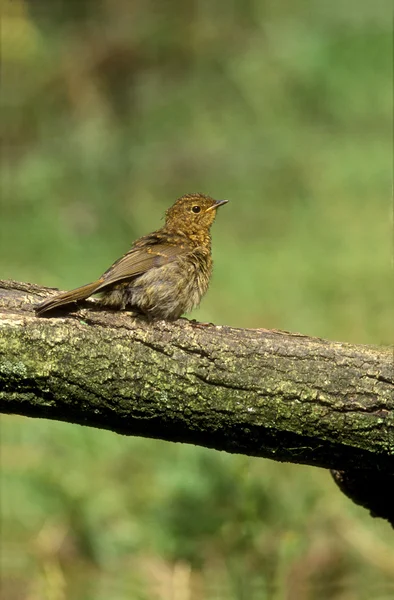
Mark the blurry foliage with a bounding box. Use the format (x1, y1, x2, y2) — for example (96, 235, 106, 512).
(1, 0, 393, 598)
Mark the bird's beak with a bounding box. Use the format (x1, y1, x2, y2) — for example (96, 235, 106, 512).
(205, 199, 229, 212)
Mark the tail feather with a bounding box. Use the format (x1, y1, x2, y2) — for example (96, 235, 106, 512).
(35, 280, 104, 315)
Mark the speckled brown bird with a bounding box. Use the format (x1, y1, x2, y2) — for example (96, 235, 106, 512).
(35, 193, 228, 319)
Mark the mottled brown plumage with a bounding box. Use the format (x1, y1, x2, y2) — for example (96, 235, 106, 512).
(35, 193, 228, 320)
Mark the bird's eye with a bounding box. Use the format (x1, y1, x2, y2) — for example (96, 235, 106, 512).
(192, 205, 201, 214)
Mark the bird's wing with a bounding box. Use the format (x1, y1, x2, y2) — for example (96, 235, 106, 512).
(96, 240, 187, 290)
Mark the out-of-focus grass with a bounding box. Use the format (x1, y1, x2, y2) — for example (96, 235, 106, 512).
(1, 1, 393, 599)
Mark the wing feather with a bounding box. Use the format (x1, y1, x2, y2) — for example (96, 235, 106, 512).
(95, 241, 186, 291)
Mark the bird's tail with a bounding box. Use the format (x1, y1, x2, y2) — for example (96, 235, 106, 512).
(35, 279, 104, 315)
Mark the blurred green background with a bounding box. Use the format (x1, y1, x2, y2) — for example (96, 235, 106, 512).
(1, 0, 393, 599)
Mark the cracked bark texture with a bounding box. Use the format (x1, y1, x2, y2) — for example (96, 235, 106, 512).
(0, 279, 393, 527)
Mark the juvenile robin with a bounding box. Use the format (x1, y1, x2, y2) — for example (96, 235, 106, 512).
(35, 193, 228, 320)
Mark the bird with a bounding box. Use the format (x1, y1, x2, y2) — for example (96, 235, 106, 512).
(35, 193, 228, 320)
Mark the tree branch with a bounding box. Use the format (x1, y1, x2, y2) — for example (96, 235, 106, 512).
(1, 279, 393, 526)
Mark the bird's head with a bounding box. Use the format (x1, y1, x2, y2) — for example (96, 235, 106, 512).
(165, 193, 228, 233)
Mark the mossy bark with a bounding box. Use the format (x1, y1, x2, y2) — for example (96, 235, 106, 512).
(1, 280, 393, 526)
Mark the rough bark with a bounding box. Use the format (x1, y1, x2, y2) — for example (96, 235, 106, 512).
(0, 279, 393, 526)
